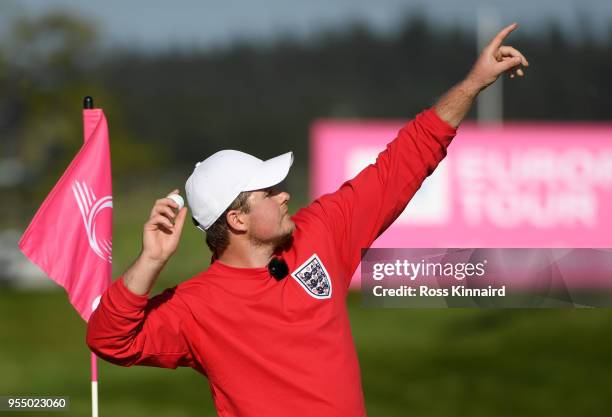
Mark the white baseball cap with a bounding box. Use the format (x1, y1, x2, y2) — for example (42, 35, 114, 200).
(185, 150, 294, 230)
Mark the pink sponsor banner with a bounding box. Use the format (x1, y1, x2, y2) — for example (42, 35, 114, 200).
(310, 119, 612, 287)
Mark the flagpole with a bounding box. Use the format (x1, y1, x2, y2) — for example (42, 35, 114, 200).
(91, 352, 99, 417)
(83, 95, 99, 417)
(84, 96, 94, 110)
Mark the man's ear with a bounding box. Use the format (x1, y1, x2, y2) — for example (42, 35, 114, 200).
(226, 209, 248, 232)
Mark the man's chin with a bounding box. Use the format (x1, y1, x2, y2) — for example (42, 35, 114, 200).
(272, 219, 295, 251)
(286, 218, 296, 234)
(251, 224, 295, 250)
(275, 227, 295, 251)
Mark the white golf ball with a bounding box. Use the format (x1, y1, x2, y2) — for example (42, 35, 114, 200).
(168, 194, 184, 210)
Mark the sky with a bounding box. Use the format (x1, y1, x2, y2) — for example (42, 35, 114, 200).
(4, 0, 612, 50)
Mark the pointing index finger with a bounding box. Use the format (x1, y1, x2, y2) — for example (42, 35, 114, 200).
(487, 23, 518, 51)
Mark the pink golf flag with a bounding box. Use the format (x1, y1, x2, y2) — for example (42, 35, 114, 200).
(19, 109, 113, 322)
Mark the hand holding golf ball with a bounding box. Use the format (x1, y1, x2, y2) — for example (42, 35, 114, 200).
(168, 193, 184, 211)
(141, 190, 188, 264)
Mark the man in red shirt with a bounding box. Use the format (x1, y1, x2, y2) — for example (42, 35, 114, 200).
(87, 24, 528, 417)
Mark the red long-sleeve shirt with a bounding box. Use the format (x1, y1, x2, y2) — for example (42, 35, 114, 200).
(87, 108, 456, 417)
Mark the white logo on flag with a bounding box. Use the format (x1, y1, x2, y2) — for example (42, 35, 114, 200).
(72, 180, 112, 263)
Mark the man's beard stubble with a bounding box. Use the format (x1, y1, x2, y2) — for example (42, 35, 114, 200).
(249, 222, 295, 252)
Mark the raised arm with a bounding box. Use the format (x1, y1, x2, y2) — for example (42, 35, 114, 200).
(124, 189, 188, 295)
(435, 22, 528, 128)
(297, 24, 528, 287)
(86, 190, 195, 369)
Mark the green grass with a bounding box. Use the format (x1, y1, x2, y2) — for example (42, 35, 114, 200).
(351, 303, 612, 417)
(2, 291, 612, 417)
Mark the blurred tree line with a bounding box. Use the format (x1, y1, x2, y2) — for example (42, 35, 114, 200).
(1, 11, 611, 226)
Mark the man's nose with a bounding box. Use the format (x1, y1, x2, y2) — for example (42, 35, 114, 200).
(277, 191, 290, 205)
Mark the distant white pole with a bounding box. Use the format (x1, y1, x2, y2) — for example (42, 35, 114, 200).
(477, 6, 502, 124)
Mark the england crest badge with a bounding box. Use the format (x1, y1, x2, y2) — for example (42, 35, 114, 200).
(291, 254, 332, 299)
